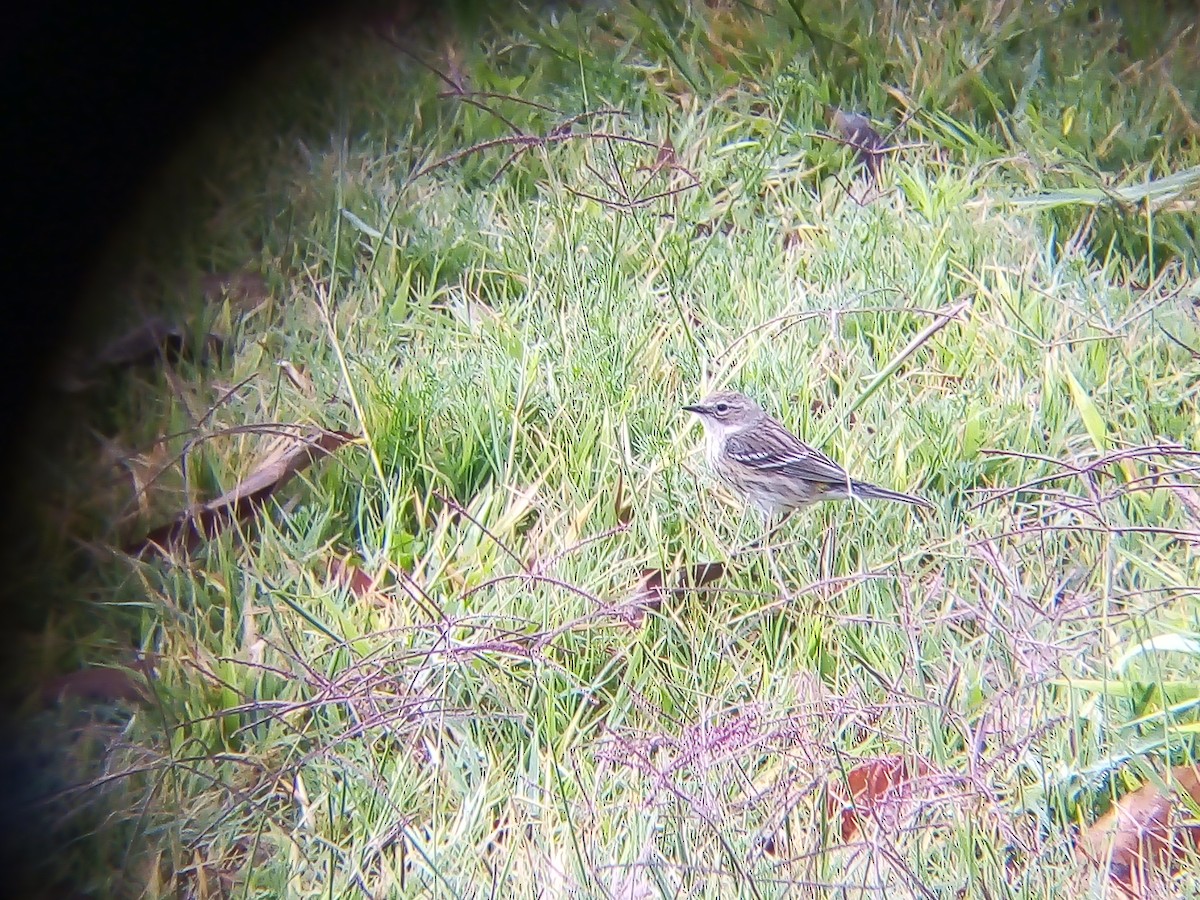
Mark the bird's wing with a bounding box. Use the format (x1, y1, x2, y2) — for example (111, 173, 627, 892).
(724, 427, 850, 485)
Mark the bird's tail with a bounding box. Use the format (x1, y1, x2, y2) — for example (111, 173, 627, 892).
(850, 480, 934, 510)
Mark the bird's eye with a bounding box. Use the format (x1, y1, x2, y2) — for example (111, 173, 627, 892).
(715, 402, 729, 414)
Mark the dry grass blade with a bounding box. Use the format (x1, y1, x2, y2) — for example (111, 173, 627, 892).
(277, 360, 315, 397)
(971, 444, 1200, 510)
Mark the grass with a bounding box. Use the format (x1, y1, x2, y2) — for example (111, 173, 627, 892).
(14, 0, 1200, 896)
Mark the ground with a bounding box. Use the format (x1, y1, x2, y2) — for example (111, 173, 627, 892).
(15, 0, 1200, 896)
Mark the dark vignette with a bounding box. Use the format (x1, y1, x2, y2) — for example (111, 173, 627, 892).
(0, 2, 447, 894)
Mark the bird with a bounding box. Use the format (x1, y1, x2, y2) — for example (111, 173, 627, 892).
(683, 390, 933, 518)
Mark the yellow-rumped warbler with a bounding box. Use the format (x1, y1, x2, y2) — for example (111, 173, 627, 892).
(683, 390, 933, 517)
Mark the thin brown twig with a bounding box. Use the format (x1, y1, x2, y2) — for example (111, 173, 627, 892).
(431, 489, 529, 572)
(535, 523, 630, 572)
(411, 131, 660, 181)
(1159, 323, 1200, 358)
(487, 146, 532, 186)
(564, 180, 701, 210)
(436, 89, 559, 114)
(457, 571, 602, 608)
(583, 159, 626, 197)
(971, 523, 1200, 545)
(971, 444, 1200, 509)
(715, 299, 930, 365)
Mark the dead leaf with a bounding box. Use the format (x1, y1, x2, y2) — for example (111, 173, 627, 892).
(1076, 764, 1200, 897)
(828, 108, 890, 184)
(629, 562, 726, 613)
(59, 317, 227, 390)
(98, 432, 177, 524)
(444, 40, 468, 93)
(640, 135, 677, 178)
(329, 557, 375, 597)
(99, 317, 226, 370)
(782, 223, 821, 250)
(40, 666, 150, 707)
(827, 755, 932, 841)
(693, 220, 735, 240)
(128, 426, 360, 555)
(200, 272, 270, 313)
(655, 135, 676, 169)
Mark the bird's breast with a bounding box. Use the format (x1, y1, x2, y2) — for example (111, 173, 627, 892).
(704, 431, 726, 468)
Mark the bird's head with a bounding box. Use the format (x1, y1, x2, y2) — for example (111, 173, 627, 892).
(682, 390, 764, 436)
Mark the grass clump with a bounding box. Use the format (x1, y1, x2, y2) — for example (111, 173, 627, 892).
(14, 0, 1200, 896)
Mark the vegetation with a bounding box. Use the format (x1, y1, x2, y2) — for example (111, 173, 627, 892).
(18, 0, 1200, 896)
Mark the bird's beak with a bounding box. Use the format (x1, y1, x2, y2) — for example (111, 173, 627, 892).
(682, 403, 708, 414)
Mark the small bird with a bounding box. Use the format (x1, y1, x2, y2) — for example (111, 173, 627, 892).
(683, 390, 933, 517)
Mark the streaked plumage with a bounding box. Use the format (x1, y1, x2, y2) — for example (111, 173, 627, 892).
(683, 390, 932, 517)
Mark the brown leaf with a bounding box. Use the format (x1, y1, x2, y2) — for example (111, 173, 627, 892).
(650, 135, 676, 174)
(782, 223, 820, 250)
(80, 317, 226, 379)
(487, 808, 534, 855)
(329, 557, 375, 597)
(630, 562, 726, 612)
(200, 271, 270, 313)
(692, 220, 735, 240)
(40, 666, 150, 707)
(128, 426, 360, 555)
(1076, 764, 1200, 896)
(827, 755, 932, 841)
(828, 108, 890, 184)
